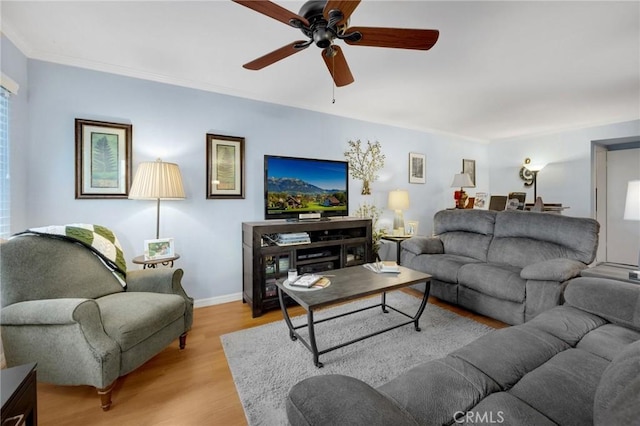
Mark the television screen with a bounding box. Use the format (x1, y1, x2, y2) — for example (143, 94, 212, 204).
(264, 155, 349, 220)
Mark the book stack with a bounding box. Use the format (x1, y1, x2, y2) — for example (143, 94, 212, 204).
(363, 261, 400, 274)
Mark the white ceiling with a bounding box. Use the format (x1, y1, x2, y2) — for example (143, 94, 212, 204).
(2, 1, 639, 141)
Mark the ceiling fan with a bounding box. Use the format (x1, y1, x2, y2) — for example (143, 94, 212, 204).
(232, 0, 440, 87)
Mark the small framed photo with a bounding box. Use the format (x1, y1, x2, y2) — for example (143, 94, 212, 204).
(409, 152, 426, 184)
(144, 238, 175, 260)
(75, 119, 132, 199)
(206, 133, 245, 199)
(406, 221, 419, 236)
(462, 159, 476, 187)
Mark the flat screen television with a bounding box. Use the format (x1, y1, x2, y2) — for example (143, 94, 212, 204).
(264, 155, 349, 221)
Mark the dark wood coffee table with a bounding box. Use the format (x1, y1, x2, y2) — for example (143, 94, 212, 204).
(276, 265, 431, 367)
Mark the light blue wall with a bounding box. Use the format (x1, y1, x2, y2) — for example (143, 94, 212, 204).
(7, 32, 638, 304)
(488, 120, 640, 217)
(20, 56, 486, 304)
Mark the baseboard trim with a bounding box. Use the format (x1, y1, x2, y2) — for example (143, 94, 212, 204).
(194, 292, 243, 308)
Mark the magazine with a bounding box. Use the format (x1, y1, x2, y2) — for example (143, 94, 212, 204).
(288, 274, 323, 288)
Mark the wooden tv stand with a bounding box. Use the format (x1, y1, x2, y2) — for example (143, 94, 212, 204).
(242, 217, 373, 317)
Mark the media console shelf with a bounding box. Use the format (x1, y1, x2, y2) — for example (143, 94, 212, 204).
(242, 217, 373, 317)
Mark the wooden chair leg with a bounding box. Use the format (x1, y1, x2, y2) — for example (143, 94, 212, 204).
(179, 332, 187, 349)
(97, 382, 115, 411)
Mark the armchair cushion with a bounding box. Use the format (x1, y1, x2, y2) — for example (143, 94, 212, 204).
(96, 292, 186, 351)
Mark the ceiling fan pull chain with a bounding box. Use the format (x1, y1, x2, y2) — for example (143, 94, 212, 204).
(332, 46, 336, 104)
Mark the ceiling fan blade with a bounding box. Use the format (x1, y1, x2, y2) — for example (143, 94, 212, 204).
(324, 0, 361, 26)
(322, 45, 354, 87)
(243, 41, 309, 70)
(233, 0, 309, 28)
(345, 27, 439, 50)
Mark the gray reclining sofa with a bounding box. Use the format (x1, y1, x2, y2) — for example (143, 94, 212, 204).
(286, 277, 640, 425)
(400, 209, 600, 324)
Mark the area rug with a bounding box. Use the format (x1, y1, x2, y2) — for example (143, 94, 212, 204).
(221, 291, 494, 426)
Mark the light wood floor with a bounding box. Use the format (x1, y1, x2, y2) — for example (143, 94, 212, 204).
(34, 289, 506, 426)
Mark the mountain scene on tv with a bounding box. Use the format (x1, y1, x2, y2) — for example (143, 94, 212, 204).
(267, 177, 347, 213)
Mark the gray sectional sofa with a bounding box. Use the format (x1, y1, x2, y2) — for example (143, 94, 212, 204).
(400, 209, 600, 324)
(286, 277, 640, 425)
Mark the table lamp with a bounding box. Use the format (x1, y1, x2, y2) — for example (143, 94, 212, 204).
(451, 173, 474, 209)
(129, 158, 186, 239)
(624, 180, 640, 280)
(388, 190, 409, 236)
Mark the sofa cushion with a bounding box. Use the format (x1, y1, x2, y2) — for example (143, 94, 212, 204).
(97, 292, 186, 351)
(491, 211, 599, 265)
(593, 340, 640, 426)
(407, 254, 480, 284)
(433, 210, 496, 262)
(440, 232, 493, 263)
(465, 392, 556, 426)
(508, 348, 609, 425)
(378, 356, 500, 426)
(565, 277, 640, 331)
(458, 263, 526, 303)
(523, 305, 607, 346)
(400, 237, 443, 256)
(450, 326, 570, 389)
(577, 323, 640, 361)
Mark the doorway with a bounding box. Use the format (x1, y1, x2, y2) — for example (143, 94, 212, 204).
(593, 138, 640, 265)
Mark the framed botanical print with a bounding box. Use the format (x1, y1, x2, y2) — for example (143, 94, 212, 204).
(462, 158, 476, 187)
(75, 119, 132, 199)
(409, 152, 426, 184)
(206, 133, 245, 199)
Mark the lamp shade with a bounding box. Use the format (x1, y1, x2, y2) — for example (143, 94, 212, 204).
(524, 163, 546, 172)
(129, 159, 185, 200)
(451, 173, 474, 188)
(624, 180, 640, 221)
(388, 190, 410, 210)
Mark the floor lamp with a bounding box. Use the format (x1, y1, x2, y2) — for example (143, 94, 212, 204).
(129, 159, 186, 239)
(624, 180, 640, 279)
(524, 162, 546, 201)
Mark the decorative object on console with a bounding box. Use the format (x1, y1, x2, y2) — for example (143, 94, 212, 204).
(474, 192, 487, 209)
(451, 173, 474, 209)
(406, 220, 419, 236)
(507, 192, 526, 210)
(520, 158, 546, 201)
(388, 190, 409, 236)
(462, 159, 476, 187)
(623, 179, 640, 278)
(344, 139, 385, 195)
(75, 118, 132, 199)
(409, 152, 426, 184)
(206, 133, 245, 199)
(129, 159, 185, 239)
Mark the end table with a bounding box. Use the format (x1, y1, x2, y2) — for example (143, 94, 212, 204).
(1, 363, 37, 426)
(381, 235, 413, 264)
(132, 254, 180, 269)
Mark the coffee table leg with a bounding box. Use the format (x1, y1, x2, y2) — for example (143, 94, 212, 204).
(413, 281, 431, 331)
(278, 287, 297, 341)
(307, 310, 323, 368)
(381, 292, 389, 313)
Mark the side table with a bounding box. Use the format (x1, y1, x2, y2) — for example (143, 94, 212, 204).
(580, 262, 639, 284)
(1, 363, 37, 426)
(132, 254, 180, 269)
(381, 235, 412, 264)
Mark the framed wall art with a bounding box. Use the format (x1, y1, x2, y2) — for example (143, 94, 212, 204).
(462, 158, 476, 187)
(409, 152, 426, 184)
(75, 119, 132, 199)
(206, 133, 245, 199)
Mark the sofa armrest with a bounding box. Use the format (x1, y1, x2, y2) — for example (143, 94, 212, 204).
(401, 236, 444, 256)
(287, 375, 419, 426)
(521, 259, 587, 282)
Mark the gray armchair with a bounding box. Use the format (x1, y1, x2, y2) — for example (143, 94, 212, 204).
(0, 233, 194, 410)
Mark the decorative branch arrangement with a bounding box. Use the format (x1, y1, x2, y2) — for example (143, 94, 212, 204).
(354, 203, 386, 259)
(344, 139, 385, 195)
